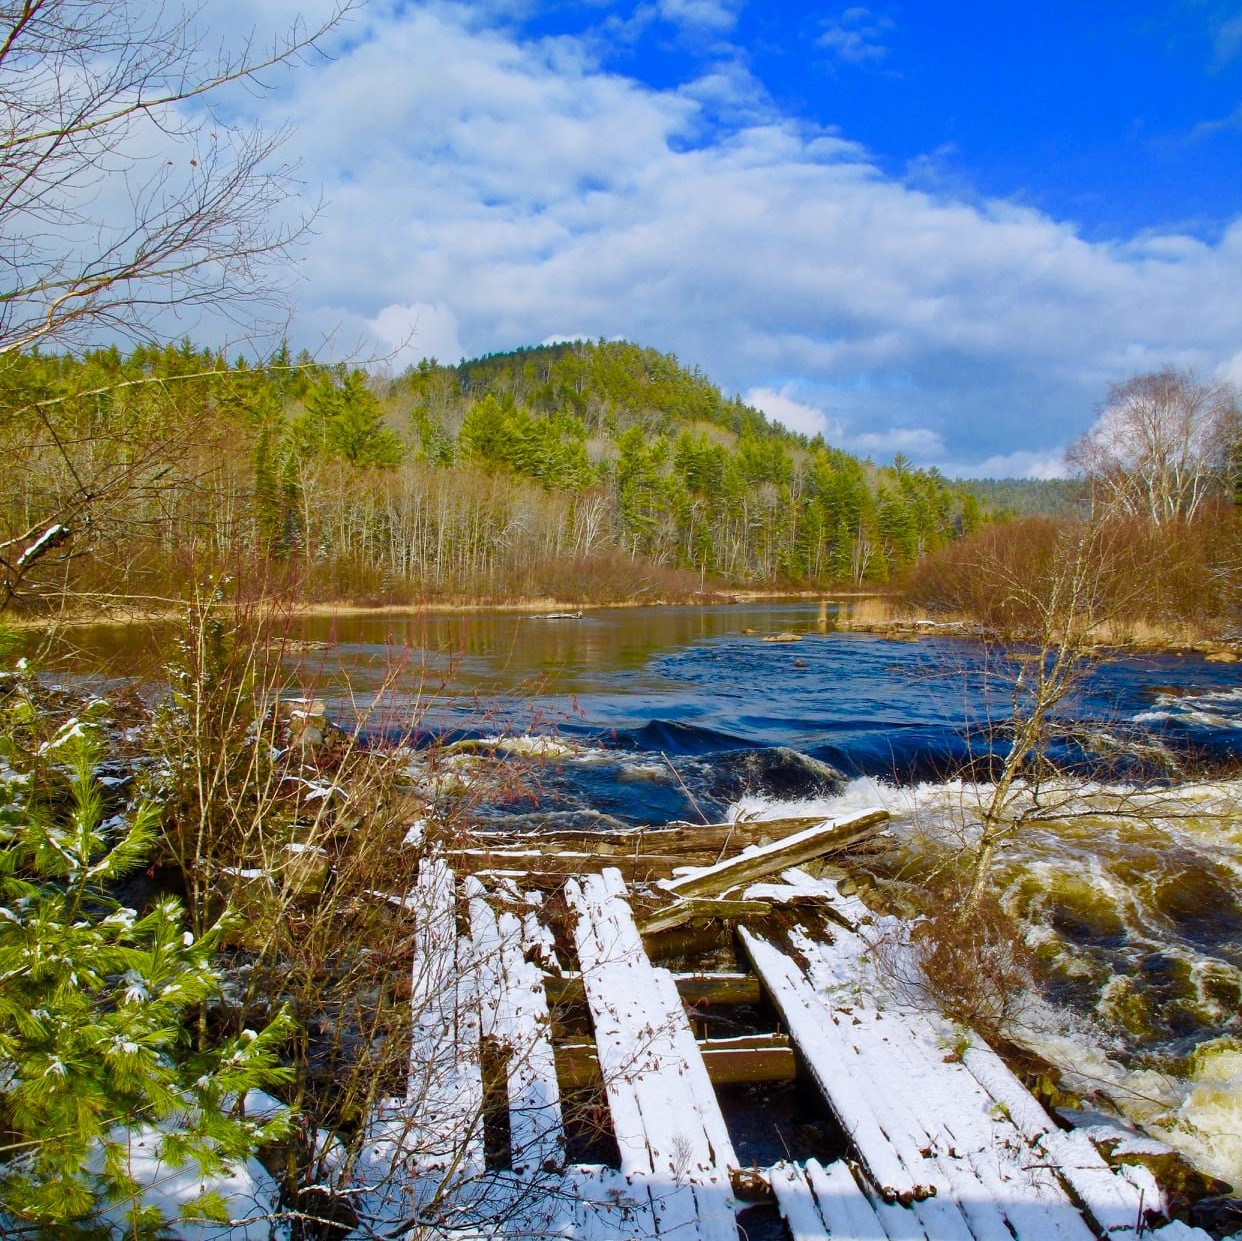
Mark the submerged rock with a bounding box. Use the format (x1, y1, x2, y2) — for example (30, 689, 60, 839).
(710, 746, 846, 801)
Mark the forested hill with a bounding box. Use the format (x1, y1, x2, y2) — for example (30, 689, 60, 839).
(2, 338, 982, 607)
(960, 477, 1085, 518)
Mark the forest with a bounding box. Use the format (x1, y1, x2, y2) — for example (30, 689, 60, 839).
(0, 338, 984, 613)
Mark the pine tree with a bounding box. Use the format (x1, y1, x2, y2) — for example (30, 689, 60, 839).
(0, 696, 293, 1235)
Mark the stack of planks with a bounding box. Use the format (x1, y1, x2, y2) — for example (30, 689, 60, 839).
(344, 839, 1211, 1241)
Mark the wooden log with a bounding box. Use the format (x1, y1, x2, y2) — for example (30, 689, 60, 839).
(546, 970, 762, 1008)
(640, 897, 772, 937)
(460, 815, 828, 857)
(672, 971, 763, 1006)
(451, 849, 718, 882)
(661, 810, 890, 899)
(556, 1033, 796, 1090)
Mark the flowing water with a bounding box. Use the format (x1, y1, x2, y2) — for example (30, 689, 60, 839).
(63, 601, 1242, 1189)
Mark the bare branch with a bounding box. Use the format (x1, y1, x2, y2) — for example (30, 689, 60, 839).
(0, 0, 352, 354)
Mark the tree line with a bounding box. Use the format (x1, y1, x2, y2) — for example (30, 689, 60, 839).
(1, 338, 984, 610)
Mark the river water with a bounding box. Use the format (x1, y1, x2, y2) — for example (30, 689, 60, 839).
(67, 601, 1242, 1190)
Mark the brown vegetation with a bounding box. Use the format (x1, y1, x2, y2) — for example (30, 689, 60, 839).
(899, 507, 1240, 645)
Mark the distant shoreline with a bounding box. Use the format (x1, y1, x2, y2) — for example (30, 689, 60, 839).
(10, 591, 1238, 659)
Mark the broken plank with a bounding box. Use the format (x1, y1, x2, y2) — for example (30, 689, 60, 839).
(466, 880, 565, 1178)
(404, 859, 485, 1177)
(661, 810, 890, 898)
(566, 868, 739, 1190)
(738, 925, 931, 1203)
(961, 1040, 1153, 1239)
(639, 896, 772, 936)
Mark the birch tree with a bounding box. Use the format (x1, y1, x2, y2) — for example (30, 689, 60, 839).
(1067, 367, 1239, 525)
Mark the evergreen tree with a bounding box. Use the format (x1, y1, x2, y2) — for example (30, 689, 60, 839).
(0, 693, 292, 1235)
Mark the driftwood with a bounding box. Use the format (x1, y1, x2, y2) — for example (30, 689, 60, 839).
(659, 810, 890, 899)
(447, 816, 836, 884)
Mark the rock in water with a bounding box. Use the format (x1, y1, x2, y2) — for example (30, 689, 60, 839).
(710, 746, 846, 800)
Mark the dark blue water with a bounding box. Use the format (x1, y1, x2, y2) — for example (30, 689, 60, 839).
(287, 605, 1242, 829)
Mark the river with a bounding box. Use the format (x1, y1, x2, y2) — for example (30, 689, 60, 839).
(64, 601, 1242, 1191)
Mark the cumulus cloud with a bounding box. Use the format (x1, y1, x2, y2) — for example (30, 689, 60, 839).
(366, 302, 465, 369)
(941, 448, 1071, 481)
(235, 2, 1242, 476)
(746, 386, 839, 439)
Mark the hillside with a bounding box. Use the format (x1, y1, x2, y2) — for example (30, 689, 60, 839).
(959, 477, 1085, 518)
(1, 339, 981, 609)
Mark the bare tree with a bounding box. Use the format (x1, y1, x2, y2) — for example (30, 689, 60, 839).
(0, 0, 349, 356)
(1067, 366, 1239, 526)
(0, 0, 349, 609)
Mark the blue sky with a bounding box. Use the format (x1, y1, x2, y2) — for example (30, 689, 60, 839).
(215, 0, 1242, 476)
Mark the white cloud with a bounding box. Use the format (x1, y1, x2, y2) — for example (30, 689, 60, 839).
(1216, 350, 1242, 388)
(849, 426, 945, 460)
(941, 448, 1071, 481)
(746, 386, 839, 439)
(657, 0, 744, 33)
(816, 7, 895, 66)
(366, 302, 465, 369)
(225, 2, 1242, 475)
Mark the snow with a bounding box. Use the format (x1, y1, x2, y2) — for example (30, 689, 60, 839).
(85, 1123, 282, 1240)
(566, 869, 738, 1186)
(16, 523, 68, 567)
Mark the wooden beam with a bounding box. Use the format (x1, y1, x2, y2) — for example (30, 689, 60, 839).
(639, 897, 772, 937)
(673, 971, 763, 1006)
(545, 970, 763, 1008)
(555, 1033, 796, 1090)
(660, 810, 890, 899)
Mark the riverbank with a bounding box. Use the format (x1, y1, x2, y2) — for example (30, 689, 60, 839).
(13, 587, 1239, 666)
(833, 595, 1242, 660)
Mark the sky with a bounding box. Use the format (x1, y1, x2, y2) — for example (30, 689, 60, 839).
(203, 0, 1242, 477)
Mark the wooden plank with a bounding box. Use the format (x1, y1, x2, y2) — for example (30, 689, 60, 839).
(640, 897, 772, 936)
(404, 859, 485, 1177)
(807, 1157, 902, 1239)
(561, 1165, 659, 1241)
(769, 1161, 835, 1241)
(466, 880, 565, 1179)
(566, 868, 738, 1240)
(673, 971, 763, 1006)
(350, 861, 485, 1234)
(961, 1041, 1152, 1239)
(774, 881, 1119, 1241)
(558, 1033, 796, 1090)
(770, 1158, 897, 1240)
(661, 811, 890, 898)
(739, 925, 933, 1204)
(780, 891, 1103, 1241)
(548, 969, 767, 1008)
